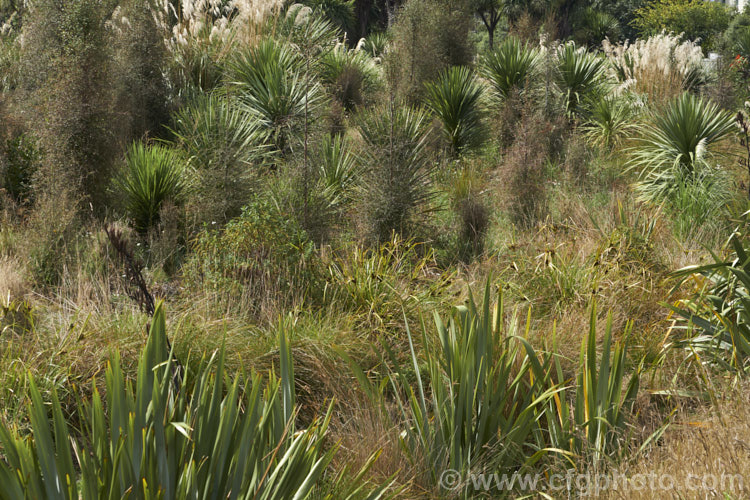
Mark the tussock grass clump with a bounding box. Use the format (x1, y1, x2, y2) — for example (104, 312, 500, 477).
(602, 32, 707, 106)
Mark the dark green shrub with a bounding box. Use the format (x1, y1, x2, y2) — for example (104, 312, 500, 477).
(1, 134, 40, 206)
(21, 0, 120, 210)
(634, 0, 732, 52)
(115, 0, 172, 139)
(185, 197, 321, 317)
(320, 44, 381, 110)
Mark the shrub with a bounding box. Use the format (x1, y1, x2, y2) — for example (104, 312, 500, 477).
(504, 109, 556, 226)
(480, 36, 539, 101)
(423, 66, 485, 155)
(184, 197, 320, 319)
(320, 43, 381, 111)
(170, 93, 269, 224)
(116, 142, 187, 234)
(629, 92, 735, 205)
(1, 133, 40, 206)
(356, 105, 435, 242)
(21, 0, 120, 211)
(633, 0, 732, 53)
(114, 0, 172, 138)
(387, 0, 474, 103)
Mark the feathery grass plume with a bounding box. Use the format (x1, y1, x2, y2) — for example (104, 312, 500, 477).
(356, 105, 435, 242)
(480, 35, 539, 101)
(155, 0, 284, 98)
(424, 66, 485, 155)
(629, 92, 735, 205)
(602, 32, 706, 105)
(0, 303, 395, 498)
(555, 42, 608, 116)
(170, 93, 269, 223)
(271, 3, 341, 54)
(116, 142, 187, 234)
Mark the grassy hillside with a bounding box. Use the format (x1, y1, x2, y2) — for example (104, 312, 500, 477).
(2, 0, 750, 497)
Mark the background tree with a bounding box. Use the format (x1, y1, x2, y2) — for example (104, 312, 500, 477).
(634, 0, 733, 52)
(21, 0, 120, 211)
(472, 0, 503, 49)
(388, 0, 474, 103)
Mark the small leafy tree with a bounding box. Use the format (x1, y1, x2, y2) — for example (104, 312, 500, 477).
(471, 0, 503, 49)
(633, 0, 732, 52)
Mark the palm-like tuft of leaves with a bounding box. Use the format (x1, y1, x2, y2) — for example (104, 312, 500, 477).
(170, 93, 269, 222)
(424, 66, 485, 155)
(575, 8, 620, 47)
(630, 92, 735, 204)
(300, 0, 356, 35)
(555, 43, 607, 116)
(320, 43, 381, 110)
(0, 304, 394, 499)
(318, 133, 358, 209)
(583, 96, 636, 150)
(357, 105, 435, 242)
(360, 32, 389, 59)
(227, 39, 316, 152)
(116, 142, 187, 233)
(481, 36, 539, 100)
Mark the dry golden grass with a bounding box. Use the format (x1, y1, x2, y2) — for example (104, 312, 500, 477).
(600, 383, 750, 500)
(0, 255, 26, 303)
